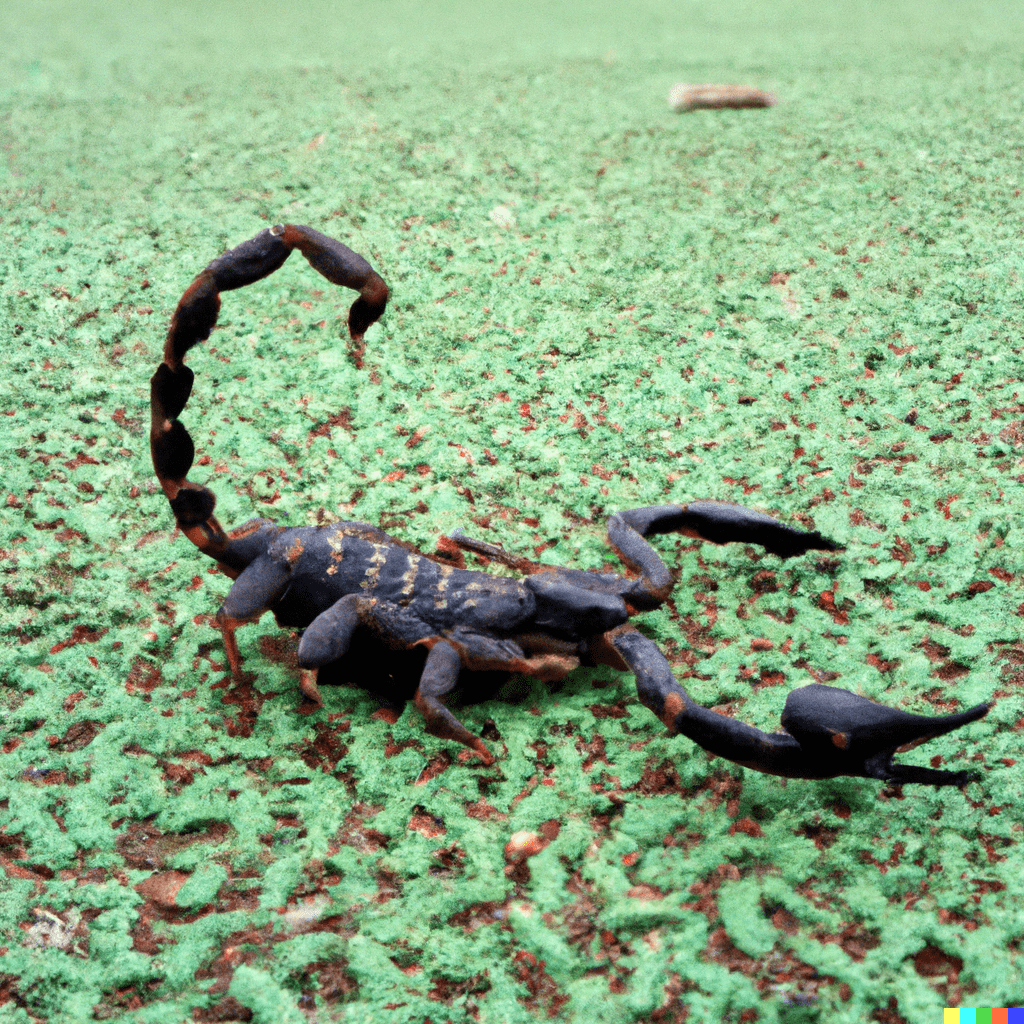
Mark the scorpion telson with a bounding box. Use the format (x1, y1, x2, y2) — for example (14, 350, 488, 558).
(150, 224, 992, 786)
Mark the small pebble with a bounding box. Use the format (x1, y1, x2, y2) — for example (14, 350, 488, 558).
(504, 830, 546, 861)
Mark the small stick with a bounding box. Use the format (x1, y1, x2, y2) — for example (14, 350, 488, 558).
(669, 84, 778, 112)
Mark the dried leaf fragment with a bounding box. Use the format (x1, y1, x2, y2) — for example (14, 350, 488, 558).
(669, 84, 778, 111)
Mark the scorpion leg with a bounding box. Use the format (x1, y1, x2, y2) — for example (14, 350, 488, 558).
(295, 594, 366, 704)
(298, 598, 501, 761)
(215, 552, 292, 678)
(607, 501, 840, 609)
(414, 640, 495, 765)
(299, 598, 499, 760)
(610, 629, 989, 785)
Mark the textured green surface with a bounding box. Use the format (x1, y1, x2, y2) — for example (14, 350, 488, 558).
(2, 1, 1024, 1021)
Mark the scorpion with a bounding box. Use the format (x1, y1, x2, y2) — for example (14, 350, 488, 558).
(149, 224, 991, 787)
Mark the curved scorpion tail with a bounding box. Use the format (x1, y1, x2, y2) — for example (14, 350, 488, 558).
(149, 224, 388, 561)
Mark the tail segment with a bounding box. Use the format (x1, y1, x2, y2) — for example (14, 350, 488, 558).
(150, 224, 388, 561)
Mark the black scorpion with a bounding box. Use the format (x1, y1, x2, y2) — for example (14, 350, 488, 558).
(149, 224, 991, 786)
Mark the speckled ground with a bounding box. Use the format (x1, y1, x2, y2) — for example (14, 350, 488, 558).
(2, 1, 1024, 1021)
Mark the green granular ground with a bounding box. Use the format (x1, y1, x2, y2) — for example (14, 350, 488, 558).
(2, 1, 1023, 1020)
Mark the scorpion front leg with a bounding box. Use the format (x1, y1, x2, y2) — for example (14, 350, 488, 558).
(609, 629, 990, 786)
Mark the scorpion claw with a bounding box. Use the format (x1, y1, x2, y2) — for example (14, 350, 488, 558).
(780, 684, 992, 785)
(612, 631, 990, 786)
(606, 501, 841, 611)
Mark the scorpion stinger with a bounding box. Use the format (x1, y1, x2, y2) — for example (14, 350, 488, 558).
(150, 225, 993, 788)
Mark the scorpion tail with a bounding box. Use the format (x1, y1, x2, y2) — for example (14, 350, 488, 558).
(150, 224, 388, 562)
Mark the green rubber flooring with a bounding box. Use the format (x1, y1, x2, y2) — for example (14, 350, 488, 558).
(2, 1, 1023, 1020)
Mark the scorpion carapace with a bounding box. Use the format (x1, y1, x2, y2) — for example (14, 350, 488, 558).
(150, 225, 991, 787)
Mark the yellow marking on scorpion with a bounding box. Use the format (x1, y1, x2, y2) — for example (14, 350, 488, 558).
(397, 553, 420, 606)
(433, 563, 454, 609)
(360, 543, 389, 590)
(325, 532, 345, 573)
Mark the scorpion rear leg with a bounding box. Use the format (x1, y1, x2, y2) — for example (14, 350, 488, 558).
(295, 594, 367, 704)
(608, 501, 841, 610)
(415, 641, 495, 765)
(410, 633, 576, 765)
(297, 597, 497, 761)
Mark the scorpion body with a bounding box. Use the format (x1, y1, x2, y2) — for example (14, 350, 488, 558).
(150, 224, 991, 787)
